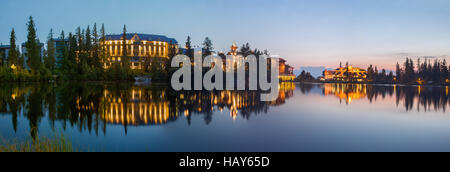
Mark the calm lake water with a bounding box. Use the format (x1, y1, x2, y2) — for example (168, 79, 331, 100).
(1, 82, 450, 152)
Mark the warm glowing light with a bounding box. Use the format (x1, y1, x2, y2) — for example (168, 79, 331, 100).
(416, 78, 425, 85)
(10, 64, 17, 70)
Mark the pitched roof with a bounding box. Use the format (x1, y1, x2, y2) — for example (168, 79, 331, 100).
(105, 33, 178, 44)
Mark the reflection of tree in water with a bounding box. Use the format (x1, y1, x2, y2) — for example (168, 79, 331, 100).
(0, 82, 295, 136)
(313, 83, 449, 112)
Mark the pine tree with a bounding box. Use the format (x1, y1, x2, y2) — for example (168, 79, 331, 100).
(85, 25, 92, 52)
(8, 28, 19, 67)
(76, 27, 82, 52)
(202, 37, 213, 57)
(26, 16, 41, 73)
(442, 59, 448, 83)
(240, 43, 251, 57)
(396, 62, 402, 83)
(100, 23, 107, 68)
(44, 29, 56, 71)
(185, 36, 193, 58)
(166, 40, 177, 71)
(18, 54, 24, 69)
(0, 51, 4, 66)
(65, 32, 78, 75)
(92, 23, 101, 69)
(121, 25, 129, 69)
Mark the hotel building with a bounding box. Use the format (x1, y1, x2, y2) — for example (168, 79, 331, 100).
(21, 42, 45, 69)
(322, 66, 367, 82)
(278, 57, 296, 81)
(102, 33, 178, 69)
(53, 38, 69, 66)
(0, 45, 11, 64)
(221, 43, 296, 81)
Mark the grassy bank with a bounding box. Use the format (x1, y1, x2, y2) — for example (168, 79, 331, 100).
(0, 134, 76, 152)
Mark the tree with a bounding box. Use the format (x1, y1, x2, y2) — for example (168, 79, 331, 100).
(61, 32, 77, 77)
(166, 41, 177, 72)
(26, 16, 42, 73)
(367, 65, 375, 82)
(85, 25, 92, 53)
(403, 58, 415, 83)
(92, 23, 101, 69)
(296, 70, 315, 82)
(185, 36, 193, 58)
(121, 25, 129, 69)
(8, 28, 19, 67)
(18, 54, 25, 69)
(239, 43, 252, 57)
(0, 51, 4, 66)
(100, 23, 107, 68)
(442, 59, 448, 82)
(44, 29, 56, 71)
(396, 62, 402, 83)
(202, 37, 213, 57)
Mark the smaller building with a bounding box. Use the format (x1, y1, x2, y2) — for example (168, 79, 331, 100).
(278, 57, 296, 81)
(322, 66, 367, 82)
(54, 39, 70, 66)
(323, 70, 335, 80)
(0, 45, 11, 64)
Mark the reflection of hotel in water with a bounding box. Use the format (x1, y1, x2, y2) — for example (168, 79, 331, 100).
(323, 84, 367, 104)
(100, 89, 172, 125)
(321, 84, 450, 112)
(98, 83, 296, 126)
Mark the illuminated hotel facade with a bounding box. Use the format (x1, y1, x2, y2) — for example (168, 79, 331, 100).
(322, 66, 367, 82)
(222, 43, 296, 81)
(102, 33, 178, 69)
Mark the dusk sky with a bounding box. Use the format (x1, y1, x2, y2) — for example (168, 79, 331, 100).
(1, 0, 450, 70)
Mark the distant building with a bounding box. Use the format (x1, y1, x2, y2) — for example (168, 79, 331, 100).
(102, 33, 178, 69)
(0, 45, 11, 64)
(53, 38, 69, 66)
(277, 57, 296, 81)
(322, 66, 367, 82)
(21, 42, 45, 69)
(323, 70, 335, 80)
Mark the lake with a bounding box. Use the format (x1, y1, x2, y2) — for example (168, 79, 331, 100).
(0, 82, 449, 152)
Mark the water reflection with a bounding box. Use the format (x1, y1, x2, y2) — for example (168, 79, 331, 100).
(1, 82, 449, 138)
(315, 83, 450, 112)
(0, 82, 295, 137)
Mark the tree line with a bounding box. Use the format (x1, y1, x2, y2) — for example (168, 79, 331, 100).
(1, 16, 253, 83)
(368, 58, 449, 85)
(396, 58, 449, 85)
(325, 58, 450, 85)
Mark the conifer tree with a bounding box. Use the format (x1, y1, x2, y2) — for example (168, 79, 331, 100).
(396, 62, 402, 83)
(100, 23, 107, 68)
(18, 54, 24, 69)
(8, 28, 19, 67)
(26, 16, 41, 73)
(121, 25, 129, 69)
(0, 51, 4, 66)
(185, 36, 193, 58)
(85, 25, 92, 51)
(44, 29, 56, 71)
(202, 37, 213, 57)
(92, 23, 101, 69)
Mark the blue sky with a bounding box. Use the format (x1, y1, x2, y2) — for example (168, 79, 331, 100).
(1, 0, 450, 69)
